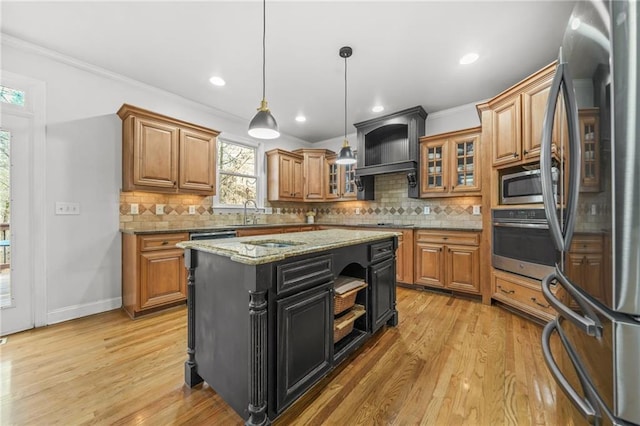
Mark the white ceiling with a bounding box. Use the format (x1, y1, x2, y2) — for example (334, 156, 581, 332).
(1, 1, 575, 142)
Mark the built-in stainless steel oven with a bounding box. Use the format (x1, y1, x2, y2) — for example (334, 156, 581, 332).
(492, 209, 560, 280)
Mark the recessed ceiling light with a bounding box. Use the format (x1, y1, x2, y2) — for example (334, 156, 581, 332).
(459, 53, 479, 65)
(372, 105, 384, 113)
(571, 17, 581, 30)
(295, 115, 306, 123)
(209, 76, 226, 86)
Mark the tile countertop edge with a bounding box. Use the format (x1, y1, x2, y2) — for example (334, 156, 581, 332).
(120, 223, 482, 234)
(176, 229, 400, 265)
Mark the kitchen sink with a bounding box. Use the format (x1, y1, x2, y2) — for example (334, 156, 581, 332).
(244, 240, 305, 248)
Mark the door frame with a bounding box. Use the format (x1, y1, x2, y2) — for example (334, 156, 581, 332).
(0, 71, 47, 333)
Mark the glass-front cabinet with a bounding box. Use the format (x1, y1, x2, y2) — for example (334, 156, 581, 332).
(419, 127, 481, 197)
(326, 154, 357, 201)
(579, 108, 600, 192)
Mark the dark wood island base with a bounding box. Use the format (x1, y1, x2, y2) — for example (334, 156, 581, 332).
(178, 230, 398, 424)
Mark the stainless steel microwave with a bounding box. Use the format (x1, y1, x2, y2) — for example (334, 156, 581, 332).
(501, 168, 558, 205)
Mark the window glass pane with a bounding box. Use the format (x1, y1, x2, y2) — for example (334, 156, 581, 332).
(219, 175, 257, 205)
(219, 141, 255, 175)
(0, 86, 25, 107)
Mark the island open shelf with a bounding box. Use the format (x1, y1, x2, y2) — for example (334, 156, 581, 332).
(177, 229, 398, 425)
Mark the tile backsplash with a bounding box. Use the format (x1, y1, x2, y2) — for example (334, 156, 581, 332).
(119, 173, 483, 231)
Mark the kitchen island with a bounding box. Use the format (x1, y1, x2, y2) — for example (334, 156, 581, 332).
(177, 229, 398, 425)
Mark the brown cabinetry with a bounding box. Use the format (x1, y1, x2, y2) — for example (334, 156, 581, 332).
(567, 234, 604, 303)
(325, 154, 357, 200)
(492, 269, 555, 322)
(293, 149, 334, 201)
(578, 108, 600, 192)
(266, 149, 304, 201)
(488, 63, 564, 168)
(122, 232, 189, 318)
(414, 230, 480, 295)
(420, 127, 481, 196)
(236, 227, 284, 237)
(118, 104, 218, 195)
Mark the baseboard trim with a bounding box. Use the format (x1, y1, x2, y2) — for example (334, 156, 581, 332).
(47, 297, 122, 325)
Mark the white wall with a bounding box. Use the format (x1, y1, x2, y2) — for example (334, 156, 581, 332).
(2, 36, 311, 324)
(424, 101, 483, 136)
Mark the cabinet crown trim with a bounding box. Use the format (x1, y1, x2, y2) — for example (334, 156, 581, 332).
(117, 104, 220, 136)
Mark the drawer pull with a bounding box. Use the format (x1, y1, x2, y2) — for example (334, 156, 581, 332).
(161, 241, 169, 245)
(497, 285, 515, 294)
(531, 297, 551, 309)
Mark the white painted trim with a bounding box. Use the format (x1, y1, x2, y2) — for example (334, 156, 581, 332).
(47, 297, 123, 325)
(1, 71, 47, 328)
(214, 136, 265, 209)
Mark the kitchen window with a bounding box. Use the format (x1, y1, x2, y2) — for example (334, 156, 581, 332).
(217, 138, 261, 207)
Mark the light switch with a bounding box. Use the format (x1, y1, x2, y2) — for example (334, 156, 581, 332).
(423, 206, 430, 215)
(189, 205, 196, 215)
(473, 205, 481, 215)
(55, 202, 80, 215)
(155, 204, 165, 215)
(355, 208, 360, 215)
(130, 204, 139, 215)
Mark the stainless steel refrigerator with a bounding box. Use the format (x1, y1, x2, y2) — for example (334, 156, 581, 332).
(538, 1, 640, 425)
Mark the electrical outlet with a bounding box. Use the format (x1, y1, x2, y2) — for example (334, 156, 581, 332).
(276, 208, 281, 214)
(355, 208, 360, 215)
(189, 205, 196, 215)
(591, 204, 597, 215)
(130, 203, 139, 215)
(423, 206, 430, 215)
(473, 205, 481, 215)
(155, 204, 165, 215)
(265, 207, 273, 214)
(55, 202, 80, 215)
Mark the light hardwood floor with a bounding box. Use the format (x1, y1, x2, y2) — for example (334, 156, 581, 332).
(0, 287, 583, 425)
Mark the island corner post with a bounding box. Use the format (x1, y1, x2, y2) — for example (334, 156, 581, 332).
(180, 231, 398, 424)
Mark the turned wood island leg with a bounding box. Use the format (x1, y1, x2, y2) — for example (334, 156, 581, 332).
(184, 249, 203, 387)
(247, 290, 270, 426)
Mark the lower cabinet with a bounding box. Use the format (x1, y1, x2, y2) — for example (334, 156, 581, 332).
(276, 285, 333, 413)
(491, 269, 556, 322)
(566, 233, 605, 304)
(122, 232, 188, 318)
(414, 230, 480, 295)
(370, 257, 396, 332)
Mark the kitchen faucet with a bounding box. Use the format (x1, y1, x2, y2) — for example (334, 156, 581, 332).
(243, 200, 259, 225)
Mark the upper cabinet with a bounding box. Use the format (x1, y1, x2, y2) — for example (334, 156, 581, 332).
(325, 154, 357, 201)
(487, 63, 563, 168)
(419, 127, 481, 197)
(118, 104, 218, 195)
(579, 108, 600, 192)
(266, 149, 304, 201)
(293, 149, 334, 201)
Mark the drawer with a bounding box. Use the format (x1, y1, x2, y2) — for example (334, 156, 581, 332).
(369, 240, 395, 263)
(276, 255, 333, 296)
(492, 270, 555, 318)
(139, 233, 189, 251)
(415, 230, 479, 246)
(570, 235, 602, 254)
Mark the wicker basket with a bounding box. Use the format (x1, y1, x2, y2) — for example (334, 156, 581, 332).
(334, 276, 367, 315)
(333, 304, 366, 343)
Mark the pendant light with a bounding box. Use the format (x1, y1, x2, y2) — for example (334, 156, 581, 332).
(336, 46, 357, 165)
(248, 0, 280, 139)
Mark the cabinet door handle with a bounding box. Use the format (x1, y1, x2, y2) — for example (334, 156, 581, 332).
(161, 240, 169, 245)
(513, 152, 518, 158)
(443, 186, 447, 190)
(443, 237, 448, 240)
(523, 150, 529, 155)
(531, 297, 551, 309)
(173, 181, 177, 185)
(497, 285, 515, 294)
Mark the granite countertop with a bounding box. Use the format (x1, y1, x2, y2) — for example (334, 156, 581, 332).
(176, 229, 399, 265)
(121, 222, 482, 235)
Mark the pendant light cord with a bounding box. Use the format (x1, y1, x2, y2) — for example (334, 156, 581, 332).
(344, 55, 348, 139)
(262, 0, 266, 101)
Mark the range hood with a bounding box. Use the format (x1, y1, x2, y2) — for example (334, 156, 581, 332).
(354, 106, 427, 200)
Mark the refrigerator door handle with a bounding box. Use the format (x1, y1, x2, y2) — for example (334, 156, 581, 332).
(540, 59, 581, 252)
(541, 271, 602, 337)
(542, 320, 598, 423)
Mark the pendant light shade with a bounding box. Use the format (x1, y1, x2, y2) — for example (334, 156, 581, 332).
(336, 46, 356, 165)
(248, 0, 279, 139)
